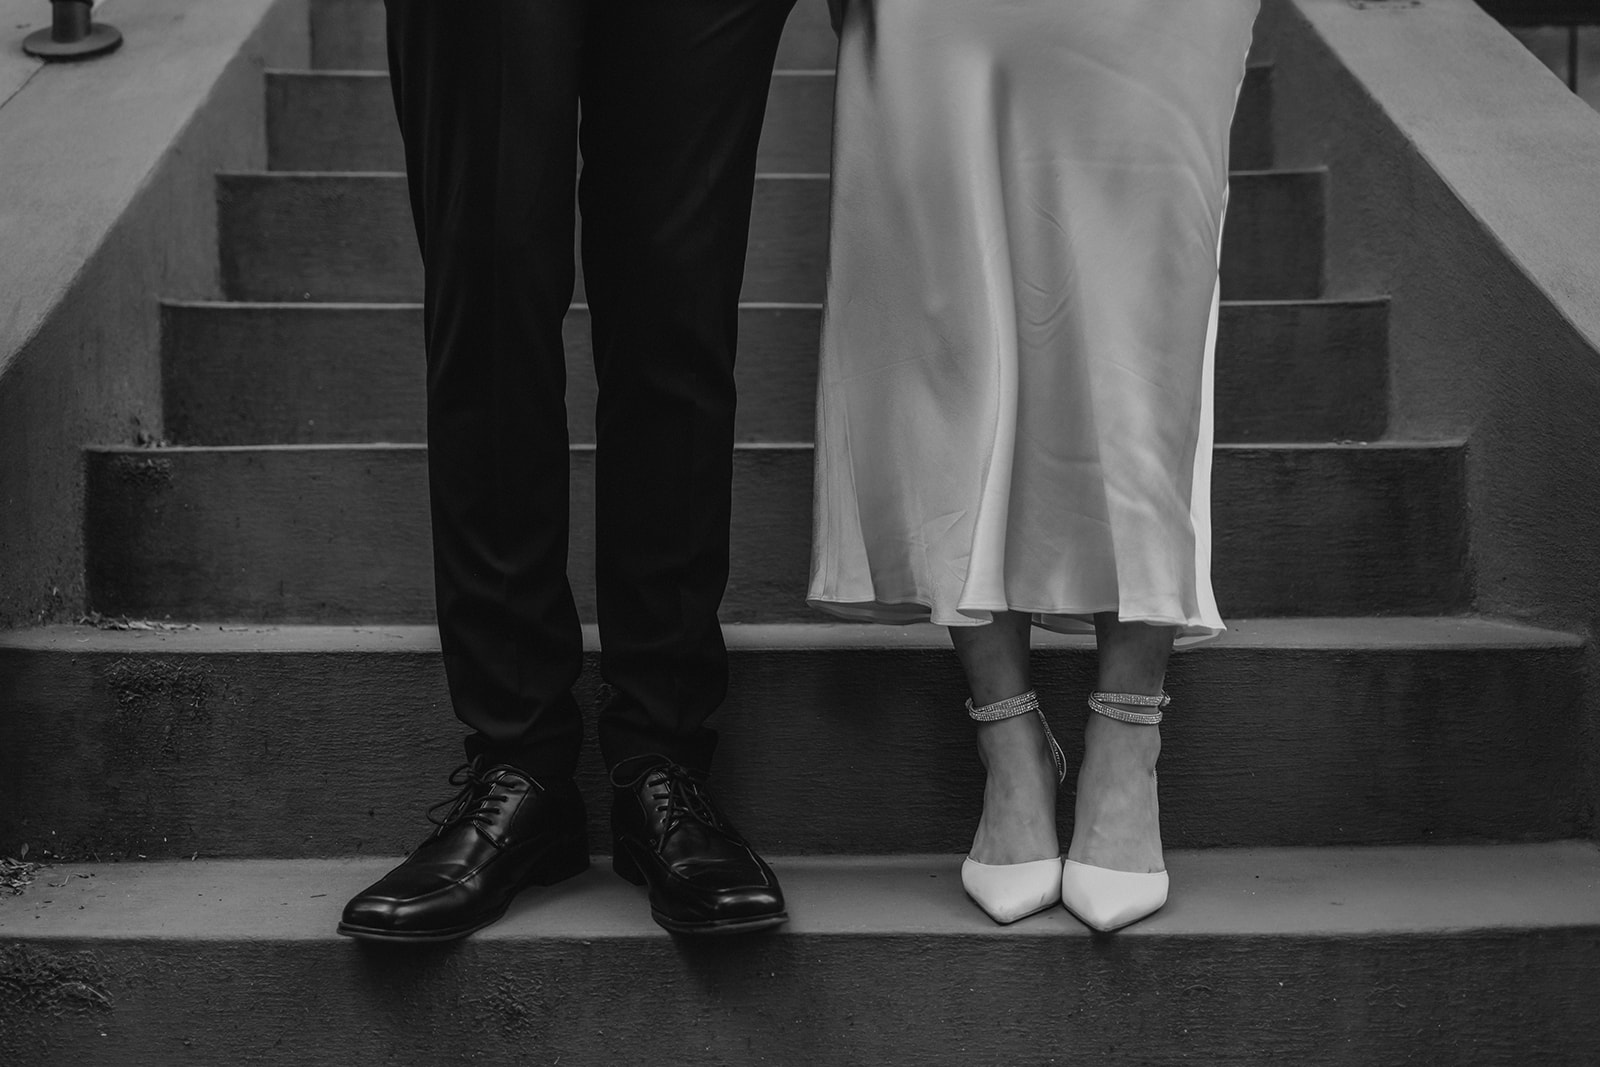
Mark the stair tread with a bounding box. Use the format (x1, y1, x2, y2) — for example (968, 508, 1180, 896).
(2, 616, 1580, 653)
(86, 439, 1458, 453)
(227, 166, 1327, 179)
(161, 296, 1389, 312)
(5, 842, 1596, 941)
(264, 61, 1275, 78)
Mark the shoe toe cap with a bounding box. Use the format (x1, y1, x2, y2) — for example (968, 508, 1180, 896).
(712, 883, 786, 921)
(961, 857, 1063, 925)
(341, 891, 407, 931)
(341, 872, 466, 934)
(1059, 861, 1168, 932)
(652, 867, 787, 927)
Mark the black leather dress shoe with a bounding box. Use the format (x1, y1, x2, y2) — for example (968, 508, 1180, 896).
(338, 762, 588, 942)
(611, 761, 787, 935)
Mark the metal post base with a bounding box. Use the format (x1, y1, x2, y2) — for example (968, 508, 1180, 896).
(23, 21, 122, 61)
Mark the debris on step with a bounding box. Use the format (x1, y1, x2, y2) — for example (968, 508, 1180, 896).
(1, 851, 43, 896)
(77, 611, 200, 632)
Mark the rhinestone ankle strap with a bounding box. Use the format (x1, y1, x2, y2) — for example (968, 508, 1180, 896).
(1087, 690, 1170, 726)
(966, 690, 1066, 784)
(965, 690, 1041, 722)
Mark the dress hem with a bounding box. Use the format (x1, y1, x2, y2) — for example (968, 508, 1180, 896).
(805, 594, 1224, 646)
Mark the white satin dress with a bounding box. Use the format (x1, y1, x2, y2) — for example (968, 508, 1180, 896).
(808, 0, 1259, 641)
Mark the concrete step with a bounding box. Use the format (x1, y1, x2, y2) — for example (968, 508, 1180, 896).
(216, 169, 1326, 305)
(0, 618, 1582, 860)
(82, 440, 1466, 624)
(160, 297, 1388, 447)
(265, 65, 1274, 175)
(267, 70, 835, 176)
(2, 844, 1597, 1063)
(310, 0, 843, 73)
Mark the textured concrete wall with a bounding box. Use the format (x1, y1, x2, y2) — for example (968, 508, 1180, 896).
(1262, 0, 1600, 632)
(1260, 0, 1600, 835)
(0, 0, 309, 627)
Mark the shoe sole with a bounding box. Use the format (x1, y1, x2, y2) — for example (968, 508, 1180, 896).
(650, 909, 790, 936)
(337, 904, 789, 941)
(336, 909, 507, 943)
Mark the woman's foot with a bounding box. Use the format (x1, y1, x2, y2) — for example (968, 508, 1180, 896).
(1065, 710, 1164, 874)
(948, 615, 1061, 922)
(970, 711, 1060, 866)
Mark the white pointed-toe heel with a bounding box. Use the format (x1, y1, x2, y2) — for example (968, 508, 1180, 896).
(1060, 690, 1171, 933)
(962, 856, 1063, 924)
(1060, 860, 1168, 932)
(962, 690, 1068, 925)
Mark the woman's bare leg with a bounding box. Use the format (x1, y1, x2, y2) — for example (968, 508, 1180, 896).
(1067, 614, 1174, 873)
(950, 611, 1060, 864)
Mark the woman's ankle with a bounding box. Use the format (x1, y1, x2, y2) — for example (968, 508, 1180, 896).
(975, 712, 1055, 769)
(1068, 718, 1164, 872)
(1082, 711, 1161, 767)
(971, 716, 1060, 864)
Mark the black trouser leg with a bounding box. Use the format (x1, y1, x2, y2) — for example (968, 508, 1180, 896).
(579, 0, 797, 772)
(385, 0, 586, 779)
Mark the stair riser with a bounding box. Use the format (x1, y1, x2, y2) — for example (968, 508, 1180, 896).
(267, 72, 836, 175)
(3, 933, 1594, 1065)
(161, 300, 1389, 447)
(217, 171, 1325, 305)
(266, 66, 1273, 175)
(162, 304, 817, 447)
(310, 0, 850, 73)
(0, 640, 1582, 859)
(83, 444, 1467, 623)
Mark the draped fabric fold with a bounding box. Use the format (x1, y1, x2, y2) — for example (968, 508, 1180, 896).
(808, 0, 1260, 642)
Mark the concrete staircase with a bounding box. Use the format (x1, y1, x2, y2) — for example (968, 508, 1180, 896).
(2, 0, 1598, 1061)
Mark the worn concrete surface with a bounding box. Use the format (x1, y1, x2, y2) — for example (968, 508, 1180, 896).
(265, 65, 1275, 175)
(215, 168, 1327, 305)
(0, 612, 1580, 653)
(1260, 0, 1600, 869)
(0, 0, 45, 108)
(159, 297, 1389, 447)
(268, 68, 844, 175)
(80, 441, 1472, 622)
(0, 618, 1586, 859)
(1264, 0, 1600, 632)
(7, 844, 1600, 939)
(0, 0, 308, 628)
(1, 845, 1598, 1064)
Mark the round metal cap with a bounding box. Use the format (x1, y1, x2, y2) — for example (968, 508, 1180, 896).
(23, 22, 122, 61)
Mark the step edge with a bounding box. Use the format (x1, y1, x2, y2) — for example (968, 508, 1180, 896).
(266, 68, 843, 81)
(160, 297, 1389, 313)
(264, 67, 388, 80)
(261, 65, 1273, 84)
(5, 842, 1596, 942)
(220, 167, 1325, 182)
(223, 169, 832, 181)
(3, 616, 1584, 653)
(82, 439, 1469, 456)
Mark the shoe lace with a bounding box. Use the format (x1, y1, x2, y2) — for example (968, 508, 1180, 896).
(649, 765, 733, 836)
(425, 762, 515, 838)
